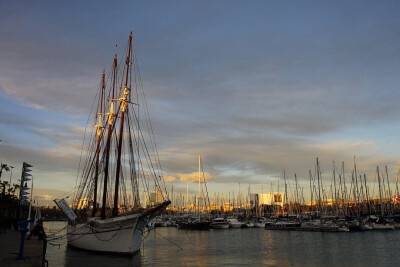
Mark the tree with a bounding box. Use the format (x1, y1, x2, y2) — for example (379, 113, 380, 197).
(0, 163, 11, 195)
(0, 163, 10, 179)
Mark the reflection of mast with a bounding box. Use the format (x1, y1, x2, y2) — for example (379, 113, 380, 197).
(92, 70, 105, 217)
(113, 32, 133, 217)
(101, 53, 117, 219)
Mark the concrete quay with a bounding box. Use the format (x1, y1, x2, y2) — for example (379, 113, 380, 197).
(0, 230, 46, 267)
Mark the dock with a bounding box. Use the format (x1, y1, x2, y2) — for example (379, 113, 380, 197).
(0, 230, 46, 267)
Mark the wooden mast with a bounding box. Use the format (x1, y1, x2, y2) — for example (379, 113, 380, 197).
(377, 166, 384, 216)
(385, 166, 393, 215)
(363, 174, 370, 214)
(101, 52, 117, 219)
(295, 173, 299, 214)
(92, 70, 105, 217)
(198, 155, 201, 221)
(397, 164, 400, 197)
(309, 169, 313, 214)
(283, 168, 288, 217)
(342, 162, 348, 216)
(353, 156, 360, 216)
(333, 161, 338, 217)
(316, 158, 322, 212)
(113, 32, 133, 217)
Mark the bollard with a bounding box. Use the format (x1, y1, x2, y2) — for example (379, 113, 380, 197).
(15, 220, 30, 260)
(42, 237, 48, 267)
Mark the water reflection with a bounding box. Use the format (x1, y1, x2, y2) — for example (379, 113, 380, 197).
(44, 222, 400, 266)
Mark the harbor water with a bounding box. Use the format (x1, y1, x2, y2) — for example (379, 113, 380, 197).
(45, 221, 400, 266)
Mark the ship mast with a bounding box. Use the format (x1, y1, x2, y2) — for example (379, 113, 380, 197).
(92, 70, 105, 217)
(113, 32, 133, 217)
(377, 166, 384, 216)
(283, 168, 288, 217)
(198, 155, 201, 221)
(101, 53, 117, 219)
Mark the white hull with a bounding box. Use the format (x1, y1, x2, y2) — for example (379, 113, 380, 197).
(255, 222, 265, 228)
(360, 223, 373, 230)
(67, 213, 145, 254)
(372, 223, 395, 230)
(66, 202, 170, 255)
(246, 223, 255, 228)
(210, 223, 230, 229)
(228, 218, 245, 228)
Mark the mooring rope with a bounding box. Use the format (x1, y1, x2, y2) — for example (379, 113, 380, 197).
(154, 229, 184, 250)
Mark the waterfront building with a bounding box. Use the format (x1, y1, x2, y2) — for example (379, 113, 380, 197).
(258, 192, 285, 207)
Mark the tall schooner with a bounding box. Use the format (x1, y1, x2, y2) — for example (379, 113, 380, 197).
(55, 32, 170, 255)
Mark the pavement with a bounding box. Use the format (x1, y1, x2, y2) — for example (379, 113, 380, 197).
(0, 230, 45, 267)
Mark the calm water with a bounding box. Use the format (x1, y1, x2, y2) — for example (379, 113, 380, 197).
(44, 221, 400, 266)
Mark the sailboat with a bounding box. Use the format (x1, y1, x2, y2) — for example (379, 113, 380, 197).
(177, 155, 210, 230)
(55, 32, 170, 255)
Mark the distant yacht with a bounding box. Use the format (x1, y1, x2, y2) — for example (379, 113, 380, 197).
(210, 218, 230, 229)
(227, 218, 245, 228)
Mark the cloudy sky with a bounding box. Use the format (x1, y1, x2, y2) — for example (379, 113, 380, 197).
(1, 0, 400, 205)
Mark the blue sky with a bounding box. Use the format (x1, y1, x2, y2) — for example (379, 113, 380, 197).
(1, 1, 400, 205)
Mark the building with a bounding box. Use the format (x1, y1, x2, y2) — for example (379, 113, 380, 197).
(146, 192, 156, 207)
(156, 189, 163, 204)
(74, 198, 91, 209)
(146, 189, 164, 207)
(258, 192, 285, 207)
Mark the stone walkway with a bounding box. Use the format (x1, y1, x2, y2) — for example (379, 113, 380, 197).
(0, 230, 45, 267)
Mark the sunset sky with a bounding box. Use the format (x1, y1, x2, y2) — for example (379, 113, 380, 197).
(1, 1, 400, 205)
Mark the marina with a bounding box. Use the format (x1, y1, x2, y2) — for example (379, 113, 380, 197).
(2, 1, 400, 266)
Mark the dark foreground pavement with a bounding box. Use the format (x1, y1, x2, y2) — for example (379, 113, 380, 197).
(0, 230, 45, 266)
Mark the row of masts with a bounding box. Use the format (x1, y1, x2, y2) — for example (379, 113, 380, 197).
(306, 157, 399, 217)
(164, 157, 400, 218)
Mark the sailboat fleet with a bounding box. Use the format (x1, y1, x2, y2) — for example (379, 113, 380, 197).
(153, 157, 400, 233)
(262, 157, 400, 232)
